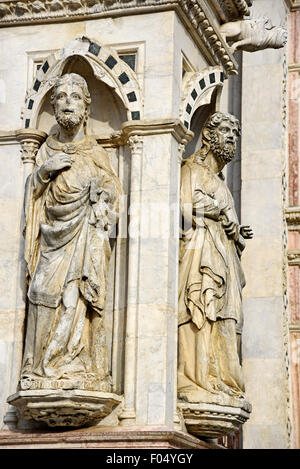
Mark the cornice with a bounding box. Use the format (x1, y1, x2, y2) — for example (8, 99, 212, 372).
(211, 0, 252, 22)
(0, 129, 18, 144)
(121, 118, 194, 144)
(287, 250, 300, 266)
(0, 0, 238, 74)
(288, 64, 300, 72)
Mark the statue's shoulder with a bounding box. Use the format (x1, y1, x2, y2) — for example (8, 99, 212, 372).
(91, 138, 108, 154)
(182, 153, 208, 174)
(181, 153, 198, 170)
(90, 138, 112, 162)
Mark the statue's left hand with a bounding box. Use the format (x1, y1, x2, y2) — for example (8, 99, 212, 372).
(240, 225, 254, 239)
(39, 153, 73, 180)
(222, 220, 240, 241)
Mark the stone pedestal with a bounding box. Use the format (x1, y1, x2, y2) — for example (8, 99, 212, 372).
(179, 401, 251, 439)
(7, 390, 122, 428)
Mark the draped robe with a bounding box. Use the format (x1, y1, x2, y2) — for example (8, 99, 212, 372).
(21, 135, 122, 390)
(178, 154, 246, 401)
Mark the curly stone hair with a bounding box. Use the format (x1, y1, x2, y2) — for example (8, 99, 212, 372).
(196, 111, 241, 161)
(203, 112, 241, 137)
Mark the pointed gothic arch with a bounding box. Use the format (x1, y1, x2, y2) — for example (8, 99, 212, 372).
(180, 66, 225, 130)
(22, 36, 143, 131)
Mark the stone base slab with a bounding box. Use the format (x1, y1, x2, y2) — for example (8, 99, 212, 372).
(0, 426, 223, 449)
(178, 401, 251, 438)
(7, 389, 122, 428)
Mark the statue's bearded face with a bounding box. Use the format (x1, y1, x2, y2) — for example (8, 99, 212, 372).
(53, 82, 87, 130)
(210, 120, 239, 164)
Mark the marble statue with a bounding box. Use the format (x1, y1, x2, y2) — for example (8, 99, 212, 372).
(178, 111, 253, 404)
(220, 17, 287, 54)
(20, 73, 123, 393)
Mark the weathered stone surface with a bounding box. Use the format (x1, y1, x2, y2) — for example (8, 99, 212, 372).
(220, 17, 287, 54)
(7, 390, 122, 427)
(178, 401, 251, 438)
(0, 425, 224, 449)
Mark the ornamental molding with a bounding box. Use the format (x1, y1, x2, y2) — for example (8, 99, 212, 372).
(287, 250, 300, 266)
(286, 206, 300, 230)
(8, 389, 122, 427)
(211, 0, 252, 22)
(288, 64, 300, 73)
(0, 0, 238, 75)
(121, 118, 194, 145)
(178, 401, 252, 438)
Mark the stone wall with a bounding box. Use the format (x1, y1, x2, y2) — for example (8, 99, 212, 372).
(287, 6, 300, 450)
(241, 0, 291, 450)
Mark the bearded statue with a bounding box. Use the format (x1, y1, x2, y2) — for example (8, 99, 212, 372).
(178, 111, 253, 404)
(19, 73, 123, 393)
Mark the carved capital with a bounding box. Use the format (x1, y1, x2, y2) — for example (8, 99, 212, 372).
(128, 135, 143, 156)
(178, 142, 187, 164)
(16, 128, 47, 165)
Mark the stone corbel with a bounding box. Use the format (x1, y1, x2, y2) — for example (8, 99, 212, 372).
(16, 128, 47, 184)
(127, 134, 144, 157)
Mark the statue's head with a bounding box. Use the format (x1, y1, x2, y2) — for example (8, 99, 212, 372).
(50, 73, 91, 130)
(201, 111, 241, 164)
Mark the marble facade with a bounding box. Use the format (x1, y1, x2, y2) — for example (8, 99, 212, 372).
(0, 0, 298, 449)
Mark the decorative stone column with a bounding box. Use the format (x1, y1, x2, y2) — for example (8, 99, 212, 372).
(119, 119, 193, 429)
(3, 128, 47, 429)
(119, 134, 144, 426)
(15, 128, 47, 186)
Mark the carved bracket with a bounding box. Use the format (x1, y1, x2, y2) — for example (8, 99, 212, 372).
(8, 389, 122, 427)
(178, 401, 251, 438)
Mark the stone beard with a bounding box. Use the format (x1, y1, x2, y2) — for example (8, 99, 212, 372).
(178, 112, 251, 406)
(20, 74, 123, 393)
(54, 106, 86, 130)
(209, 130, 236, 164)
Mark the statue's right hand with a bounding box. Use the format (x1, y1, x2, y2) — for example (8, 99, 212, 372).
(39, 153, 73, 180)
